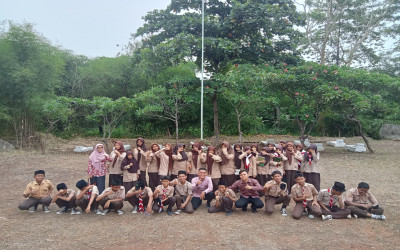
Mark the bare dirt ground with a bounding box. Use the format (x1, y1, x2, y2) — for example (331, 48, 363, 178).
(0, 135, 399, 249)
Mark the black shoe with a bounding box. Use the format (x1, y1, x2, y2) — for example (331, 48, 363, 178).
(251, 208, 257, 213)
(242, 207, 247, 212)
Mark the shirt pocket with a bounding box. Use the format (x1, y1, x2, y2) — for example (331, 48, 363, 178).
(270, 186, 277, 194)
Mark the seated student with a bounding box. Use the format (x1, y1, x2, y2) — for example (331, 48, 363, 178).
(75, 179, 100, 215)
(153, 176, 176, 215)
(264, 170, 291, 216)
(229, 170, 264, 213)
(18, 170, 54, 213)
(126, 180, 154, 214)
(208, 181, 236, 216)
(345, 182, 386, 220)
(317, 181, 351, 220)
(291, 171, 322, 219)
(170, 170, 194, 215)
(96, 179, 125, 215)
(191, 168, 215, 210)
(52, 183, 77, 215)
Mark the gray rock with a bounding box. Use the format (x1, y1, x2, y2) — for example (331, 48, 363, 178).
(0, 139, 15, 152)
(380, 124, 400, 140)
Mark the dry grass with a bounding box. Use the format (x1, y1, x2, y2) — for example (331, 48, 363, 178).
(0, 135, 399, 249)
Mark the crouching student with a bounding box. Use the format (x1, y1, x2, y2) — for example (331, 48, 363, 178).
(345, 182, 386, 220)
(230, 170, 264, 213)
(126, 180, 153, 214)
(208, 181, 236, 216)
(52, 183, 77, 215)
(317, 181, 351, 220)
(96, 179, 125, 215)
(153, 176, 176, 215)
(264, 171, 291, 216)
(75, 179, 100, 215)
(191, 168, 215, 210)
(291, 171, 322, 219)
(170, 171, 194, 214)
(18, 170, 54, 213)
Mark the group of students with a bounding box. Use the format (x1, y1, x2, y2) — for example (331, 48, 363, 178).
(18, 139, 386, 221)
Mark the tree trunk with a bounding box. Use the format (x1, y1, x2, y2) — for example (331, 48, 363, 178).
(235, 107, 243, 143)
(352, 117, 374, 153)
(211, 91, 220, 146)
(175, 117, 179, 145)
(298, 119, 307, 145)
(275, 106, 280, 128)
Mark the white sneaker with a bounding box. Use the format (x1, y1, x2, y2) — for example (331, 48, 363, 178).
(373, 214, 386, 220)
(101, 209, 110, 216)
(132, 207, 138, 214)
(175, 210, 182, 215)
(95, 209, 102, 215)
(280, 208, 287, 216)
(43, 205, 50, 213)
(29, 207, 37, 213)
(346, 214, 352, 219)
(74, 210, 83, 215)
(70, 208, 77, 215)
(308, 214, 315, 219)
(117, 210, 124, 215)
(322, 215, 332, 220)
(56, 206, 67, 215)
(354, 214, 358, 219)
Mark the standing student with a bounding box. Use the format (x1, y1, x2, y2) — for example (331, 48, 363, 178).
(170, 171, 194, 214)
(283, 142, 304, 194)
(126, 180, 154, 214)
(187, 143, 203, 183)
(257, 147, 270, 186)
(317, 181, 351, 220)
(219, 141, 236, 187)
(191, 168, 215, 210)
(147, 143, 161, 191)
(239, 146, 257, 178)
(233, 143, 243, 170)
(18, 170, 54, 213)
(201, 146, 222, 191)
(88, 144, 111, 194)
(229, 170, 264, 213)
(171, 144, 188, 180)
(295, 143, 305, 170)
(279, 140, 287, 153)
(301, 144, 321, 191)
(52, 183, 77, 215)
(267, 145, 287, 181)
(264, 171, 291, 216)
(120, 150, 140, 193)
(153, 176, 176, 215)
(96, 179, 125, 215)
(155, 143, 174, 178)
(134, 138, 148, 182)
(108, 141, 126, 187)
(345, 182, 386, 220)
(208, 181, 237, 216)
(75, 179, 100, 215)
(291, 171, 322, 220)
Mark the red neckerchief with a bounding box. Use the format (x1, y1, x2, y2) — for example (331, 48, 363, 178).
(328, 188, 333, 208)
(244, 154, 252, 170)
(86, 189, 93, 200)
(302, 186, 307, 208)
(160, 187, 168, 212)
(307, 152, 312, 165)
(138, 190, 145, 213)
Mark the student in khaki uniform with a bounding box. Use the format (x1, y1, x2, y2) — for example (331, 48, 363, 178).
(239, 146, 257, 178)
(146, 143, 161, 191)
(301, 144, 320, 191)
(187, 143, 203, 183)
(268, 145, 287, 181)
(155, 143, 174, 178)
(120, 150, 140, 193)
(264, 171, 291, 216)
(96, 179, 125, 215)
(257, 147, 272, 185)
(170, 171, 194, 214)
(345, 182, 386, 220)
(284, 142, 304, 194)
(208, 181, 237, 216)
(52, 183, 77, 215)
(126, 180, 154, 214)
(153, 176, 176, 215)
(171, 144, 188, 180)
(218, 141, 236, 187)
(291, 171, 322, 219)
(134, 138, 148, 183)
(317, 181, 351, 220)
(108, 141, 126, 187)
(75, 179, 100, 215)
(18, 170, 54, 213)
(233, 143, 243, 170)
(201, 146, 222, 191)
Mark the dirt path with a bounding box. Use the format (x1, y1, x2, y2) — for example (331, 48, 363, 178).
(1, 136, 399, 249)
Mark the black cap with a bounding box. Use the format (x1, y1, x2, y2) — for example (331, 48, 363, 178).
(34, 170, 45, 176)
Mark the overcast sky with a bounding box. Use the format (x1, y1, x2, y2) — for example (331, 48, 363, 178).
(0, 0, 170, 58)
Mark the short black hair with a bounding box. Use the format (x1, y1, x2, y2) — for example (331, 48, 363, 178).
(217, 181, 227, 186)
(56, 183, 67, 191)
(239, 170, 248, 175)
(358, 182, 369, 189)
(111, 178, 121, 186)
(76, 180, 88, 190)
(271, 170, 282, 177)
(161, 176, 171, 181)
(198, 167, 207, 172)
(294, 171, 304, 179)
(177, 170, 186, 176)
(34, 170, 45, 176)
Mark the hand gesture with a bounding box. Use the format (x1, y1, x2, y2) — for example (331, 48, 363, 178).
(147, 205, 153, 214)
(196, 179, 203, 186)
(129, 163, 133, 167)
(104, 200, 111, 209)
(245, 184, 252, 190)
(200, 192, 205, 200)
(224, 192, 230, 198)
(312, 201, 320, 207)
(85, 207, 91, 213)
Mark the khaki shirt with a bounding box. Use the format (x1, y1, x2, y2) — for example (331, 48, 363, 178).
(133, 148, 148, 172)
(219, 149, 235, 175)
(239, 152, 257, 177)
(200, 153, 222, 179)
(301, 152, 320, 173)
(101, 186, 125, 200)
(265, 180, 288, 197)
(345, 188, 379, 206)
(283, 151, 303, 171)
(172, 154, 187, 175)
(155, 150, 170, 176)
(172, 179, 193, 196)
(146, 152, 159, 173)
(59, 189, 76, 198)
(155, 185, 174, 199)
(76, 185, 99, 199)
(291, 183, 318, 201)
(215, 189, 237, 202)
(24, 180, 54, 199)
(108, 151, 126, 175)
(127, 187, 153, 199)
(188, 152, 205, 175)
(317, 189, 342, 207)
